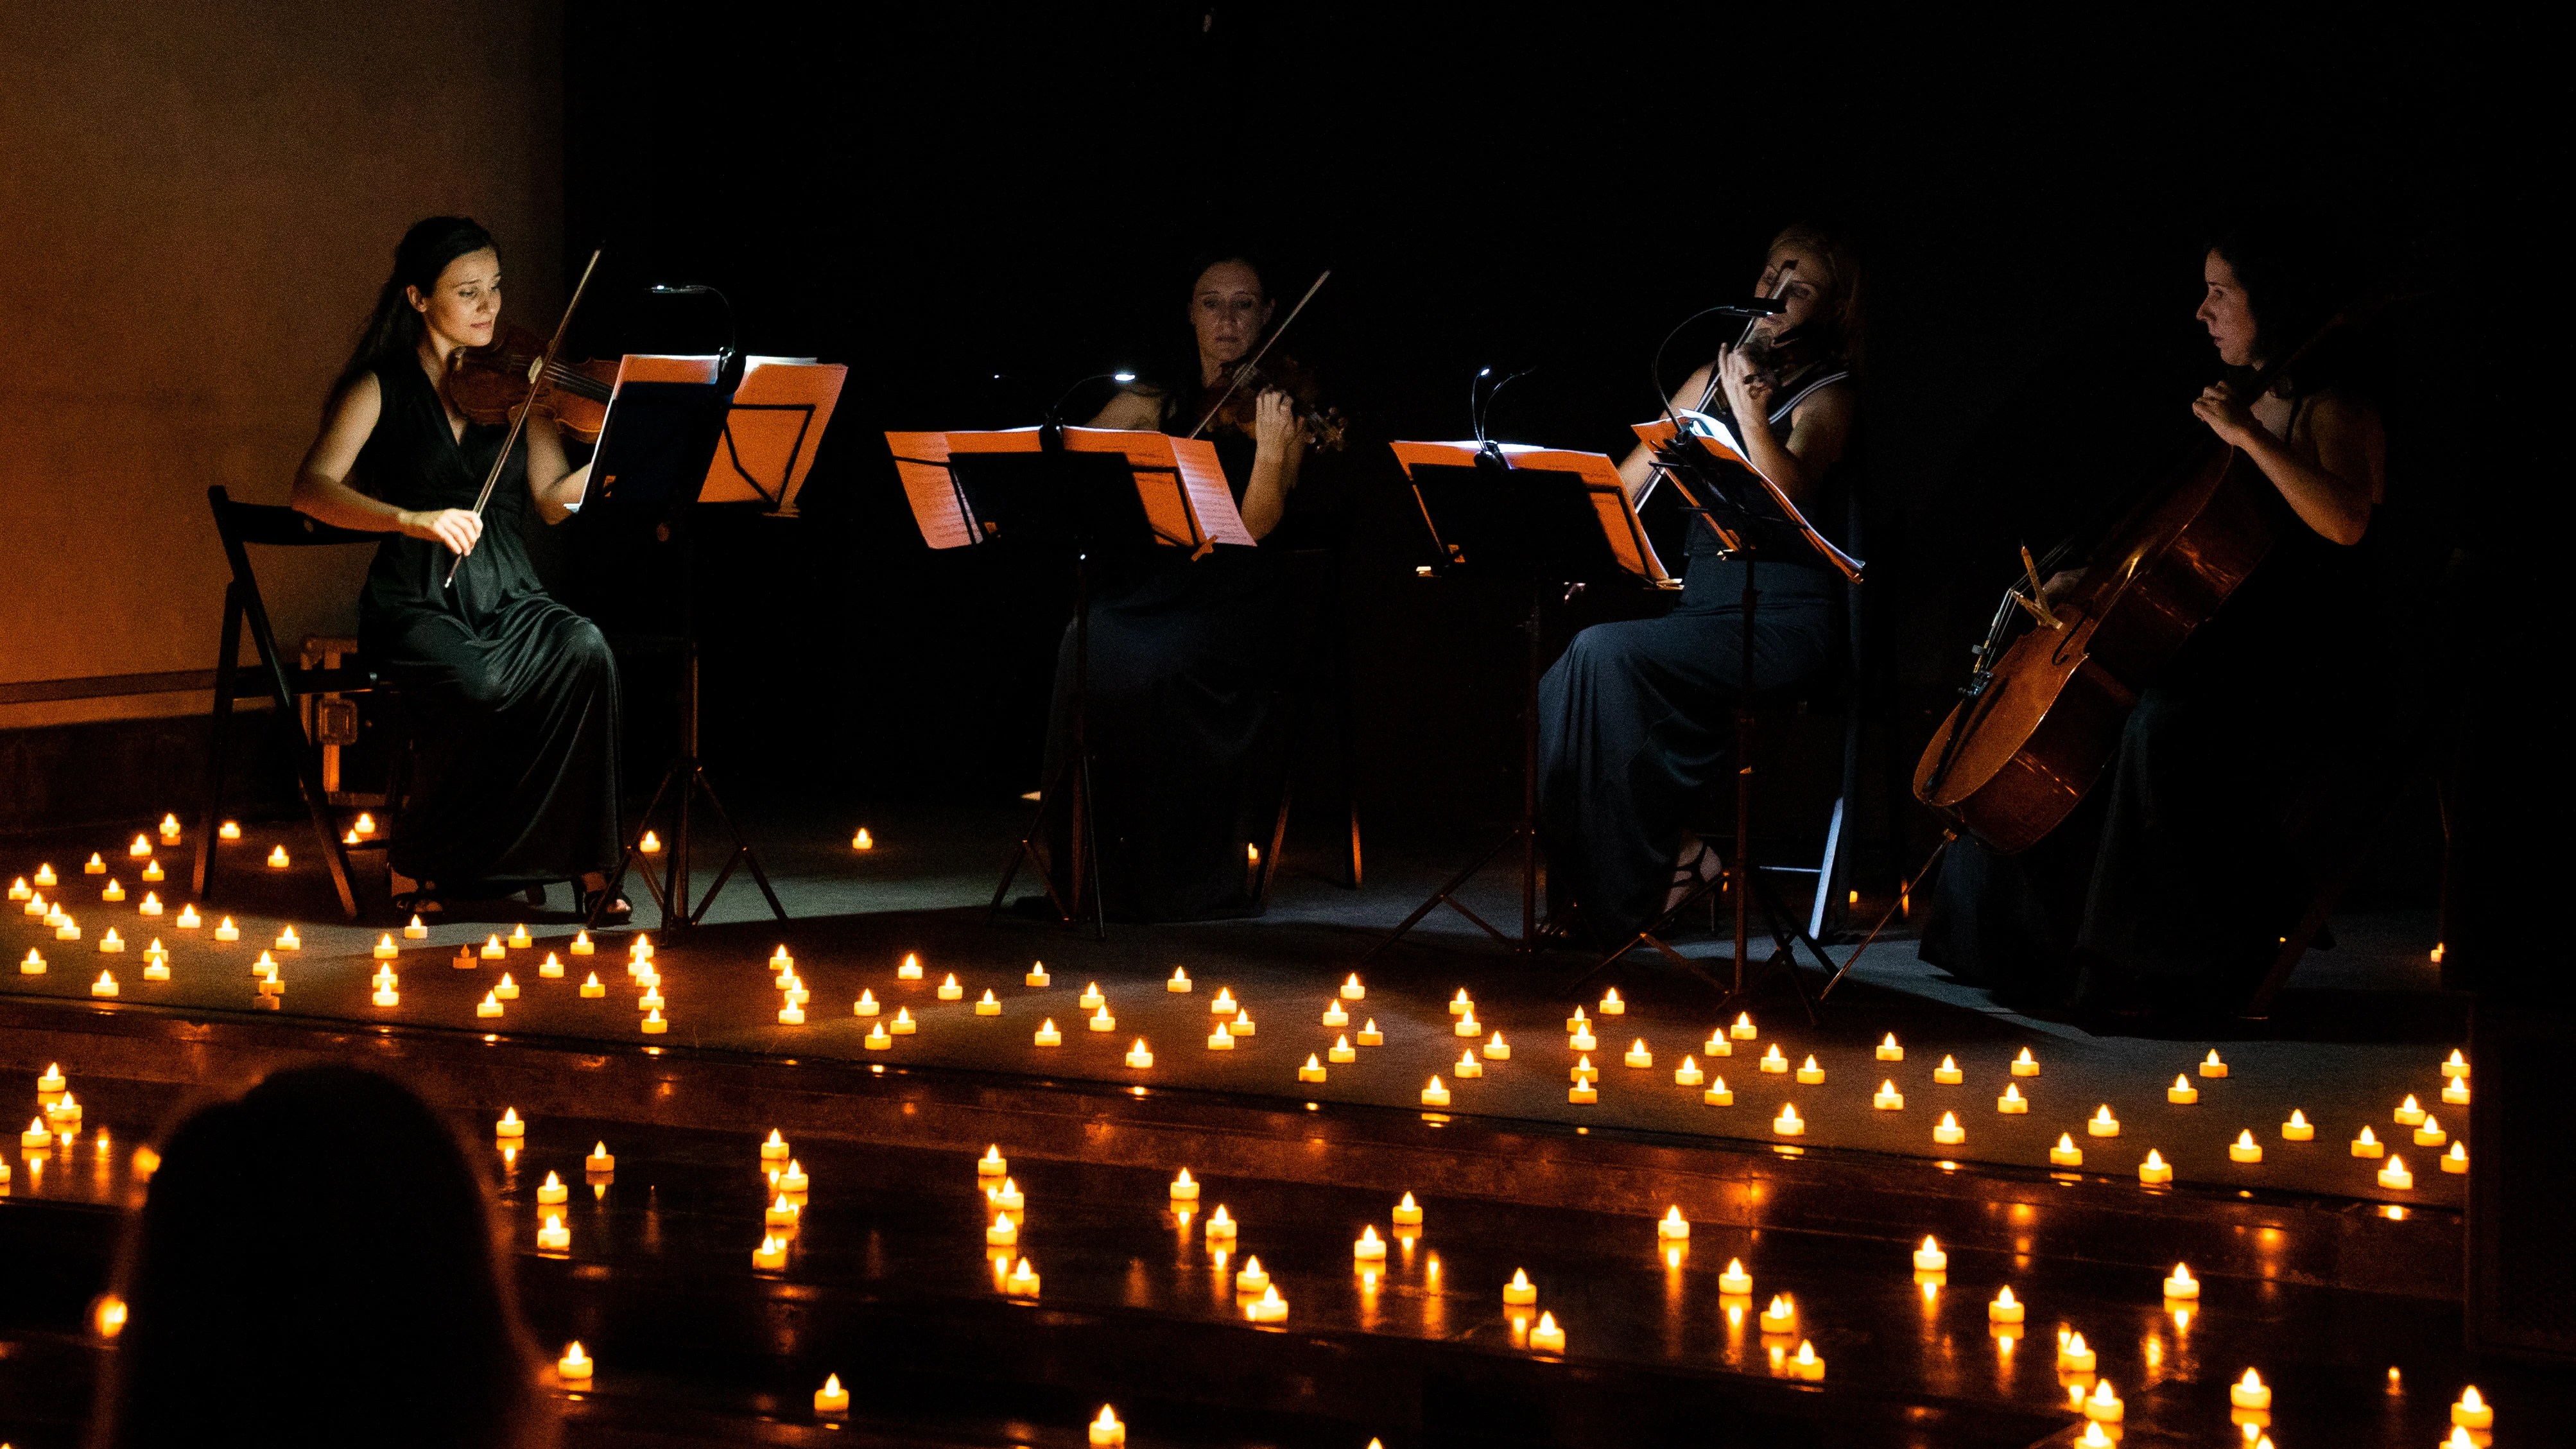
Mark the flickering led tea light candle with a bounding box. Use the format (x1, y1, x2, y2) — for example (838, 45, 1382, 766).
(971, 988, 1001, 1016)
(1989, 1285, 2025, 1323)
(896, 951, 922, 980)
(2275, 1108, 2314, 1141)
(1328, 1034, 1355, 1063)
(2451, 1385, 2492, 1430)
(2087, 1105, 2120, 1137)
(1702, 1029, 1733, 1057)
(890, 1007, 916, 1034)
(85, 853, 105, 874)
(2218, 1129, 2264, 1164)
(1170, 1168, 1201, 1201)
(2441, 1049, 2469, 1080)
(1028, 1015, 1063, 1046)
(102, 880, 124, 903)
(1355, 1224, 1387, 1260)
(1569, 1079, 1598, 1104)
(20, 950, 44, 975)
(1245, 1283, 1289, 1323)
(1088, 1406, 1126, 1446)
(494, 973, 519, 1000)
(1357, 1020, 1383, 1046)
(1018, 957, 1050, 987)
(1570, 1055, 1599, 1084)
(1454, 1009, 1482, 1037)
(536, 1213, 569, 1251)
(557, 1341, 592, 1381)
(1205, 1027, 1234, 1051)
(1933, 1111, 1966, 1146)
(1773, 1104, 1804, 1136)
(1599, 987, 1625, 1016)
(1003, 1256, 1039, 1296)
(476, 935, 505, 960)
(1227, 1009, 1256, 1037)
(1090, 1005, 1117, 1033)
(2166, 1073, 2199, 1105)
(2082, 1380, 2123, 1422)
(1657, 1206, 1691, 1241)
(496, 1107, 526, 1139)
(372, 981, 399, 1006)
(1421, 1075, 1451, 1107)
(1989, 1081, 2027, 1113)
(2352, 1125, 2384, 1158)
(2228, 1367, 2271, 1410)
(1453, 1048, 1481, 1079)
(252, 950, 279, 978)
(2394, 1095, 2426, 1127)
(1320, 998, 1349, 1028)
(2057, 1331, 2096, 1372)
(636, 830, 661, 855)
(774, 1159, 810, 1195)
(35, 863, 58, 885)
(2443, 1141, 2468, 1173)
(2162, 1262, 2199, 1299)
(2442, 1077, 2469, 1106)
(2414, 1115, 2447, 1147)
(849, 987, 880, 1018)
(1676, 1055, 1706, 1087)
(750, 1233, 788, 1270)
(55, 915, 81, 941)
(478, 991, 504, 1019)
(641, 1009, 667, 1035)
(1875, 1080, 1905, 1110)
(1624, 1039, 1654, 1069)
(91, 970, 119, 998)
(2378, 1155, 2414, 1190)
(501, 924, 531, 950)
(932, 972, 964, 1002)
(141, 860, 163, 881)
(1568, 1025, 1596, 1052)
(1795, 1054, 1825, 1085)
(26, 892, 49, 917)
(98, 928, 123, 953)
(1125, 1039, 1154, 1069)
(779, 1002, 806, 1025)
(6, 878, 25, 900)
(1298, 1054, 1326, 1082)
(1205, 1204, 1236, 1238)
(38, 1064, 66, 1093)
(402, 914, 431, 941)
(267, 845, 290, 869)
(1759, 1294, 1796, 1333)
(1759, 1045, 1788, 1073)
(21, 1118, 53, 1149)
(2138, 1149, 2173, 1184)
(579, 973, 605, 998)
(638, 986, 664, 1011)
(1232, 1254, 1270, 1294)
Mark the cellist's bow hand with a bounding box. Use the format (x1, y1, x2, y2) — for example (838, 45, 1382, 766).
(399, 507, 482, 556)
(2191, 379, 2260, 447)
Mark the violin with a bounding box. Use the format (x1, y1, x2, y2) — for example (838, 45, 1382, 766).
(1195, 351, 1349, 452)
(445, 321, 618, 442)
(1187, 269, 1347, 451)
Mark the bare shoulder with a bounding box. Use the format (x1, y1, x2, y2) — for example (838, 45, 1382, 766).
(1087, 387, 1166, 431)
(2301, 387, 2380, 440)
(327, 371, 384, 434)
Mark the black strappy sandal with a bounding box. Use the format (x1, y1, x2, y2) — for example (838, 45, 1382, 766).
(581, 888, 633, 923)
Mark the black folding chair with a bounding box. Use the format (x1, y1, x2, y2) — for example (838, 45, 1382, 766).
(192, 485, 388, 919)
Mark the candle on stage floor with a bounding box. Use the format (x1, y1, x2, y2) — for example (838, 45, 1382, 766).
(938, 973, 965, 1001)
(581, 973, 605, 998)
(35, 863, 58, 885)
(1298, 1054, 1328, 1082)
(2138, 1149, 2172, 1184)
(2378, 1155, 2414, 1190)
(557, 1342, 592, 1382)
(1600, 987, 1625, 1015)
(1876, 1032, 1903, 1061)
(1033, 1017, 1062, 1045)
(91, 970, 119, 997)
(2057, 1331, 2095, 1371)
(895, 951, 922, 980)
(1088, 1406, 1126, 1446)
(495, 1107, 524, 1138)
(1718, 1258, 1752, 1295)
(2163, 1263, 2198, 1299)
(1485, 1030, 1511, 1061)
(1759, 1294, 1795, 1333)
(1392, 1192, 1423, 1226)
(1026, 960, 1051, 987)
(481, 935, 506, 960)
(1935, 1054, 1964, 1084)
(2088, 1105, 2120, 1136)
(2351, 1125, 2383, 1158)
(1676, 1055, 1706, 1087)
(752, 1234, 787, 1270)
(266, 846, 289, 869)
(2167, 1074, 2198, 1104)
(1357, 1019, 1383, 1046)
(2443, 1141, 2469, 1173)
(1354, 1224, 1387, 1260)
(1342, 973, 1366, 1000)
(1998, 1082, 2028, 1113)
(1091, 1005, 1117, 1032)
(890, 1006, 916, 1034)
(102, 880, 125, 902)
(1204, 1205, 1236, 1239)
(1229, 1009, 1256, 1036)
(1658, 1207, 1691, 1240)
(1625, 1039, 1654, 1069)
(2414, 1115, 2448, 1147)
(2441, 1049, 2469, 1080)
(1245, 1284, 1288, 1323)
(536, 1214, 568, 1251)
(1204, 1025, 1234, 1051)
(1876, 1080, 1905, 1110)
(1321, 998, 1348, 1027)
(1006, 1257, 1039, 1296)
(815, 1375, 849, 1414)
(2200, 1049, 2228, 1077)
(641, 1007, 667, 1034)
(2394, 1095, 2426, 1127)
(2230, 1130, 2263, 1163)
(160, 814, 182, 842)
(976, 989, 1001, 1015)
(2451, 1385, 2492, 1430)
(2283, 1109, 2314, 1140)
(1167, 966, 1191, 992)
(1934, 1112, 1965, 1146)
(1170, 1169, 1200, 1201)
(1455, 1009, 1481, 1037)
(2231, 1368, 2271, 1409)
(2443, 1076, 2470, 1106)
(1774, 1104, 1803, 1135)
(1125, 1039, 1154, 1069)
(478, 991, 503, 1018)
(1078, 982, 1103, 1009)
(1235, 1254, 1270, 1293)
(2082, 1380, 2123, 1422)
(495, 973, 518, 1000)
(1759, 1045, 1788, 1073)
(1502, 1267, 1538, 1305)
(1527, 1311, 1564, 1352)
(780, 1160, 810, 1194)
(1796, 1054, 1825, 1084)
(1421, 1075, 1450, 1107)
(19, 950, 44, 976)
(538, 1171, 568, 1205)
(1989, 1285, 2025, 1323)
(1914, 1236, 1947, 1271)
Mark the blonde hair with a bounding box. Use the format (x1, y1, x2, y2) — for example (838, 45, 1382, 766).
(1767, 222, 1866, 379)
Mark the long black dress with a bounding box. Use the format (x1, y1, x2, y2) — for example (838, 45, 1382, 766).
(354, 358, 623, 892)
(1921, 393, 2381, 1013)
(1038, 430, 1288, 921)
(1537, 376, 1851, 941)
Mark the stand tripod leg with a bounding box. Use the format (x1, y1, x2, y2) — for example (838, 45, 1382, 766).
(684, 766, 788, 923)
(987, 756, 1077, 924)
(1361, 830, 1517, 962)
(591, 764, 682, 930)
(1817, 831, 1955, 1000)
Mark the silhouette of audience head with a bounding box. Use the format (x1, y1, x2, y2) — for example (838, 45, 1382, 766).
(91, 1064, 553, 1449)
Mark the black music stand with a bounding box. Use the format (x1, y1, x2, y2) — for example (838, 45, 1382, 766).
(1364, 442, 1677, 960)
(581, 361, 790, 930)
(1602, 414, 1863, 1014)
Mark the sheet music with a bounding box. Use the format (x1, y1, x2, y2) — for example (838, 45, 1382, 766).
(703, 360, 848, 507)
(884, 431, 978, 549)
(609, 354, 722, 392)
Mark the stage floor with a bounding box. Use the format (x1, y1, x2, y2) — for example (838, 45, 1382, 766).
(3, 802, 2469, 1211)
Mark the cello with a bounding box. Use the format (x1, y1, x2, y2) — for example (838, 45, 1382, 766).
(1912, 308, 2360, 853)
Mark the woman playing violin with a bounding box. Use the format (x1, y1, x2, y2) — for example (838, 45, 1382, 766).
(1536, 223, 1863, 942)
(1027, 250, 1317, 921)
(290, 216, 625, 917)
(1923, 220, 2386, 1018)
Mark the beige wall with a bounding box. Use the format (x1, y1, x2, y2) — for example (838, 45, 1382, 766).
(0, 1, 562, 729)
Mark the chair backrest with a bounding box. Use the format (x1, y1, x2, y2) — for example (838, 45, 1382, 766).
(206, 485, 383, 685)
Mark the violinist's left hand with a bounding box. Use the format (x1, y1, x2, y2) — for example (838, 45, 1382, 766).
(1252, 389, 1299, 454)
(2191, 379, 2260, 447)
(1717, 346, 1773, 422)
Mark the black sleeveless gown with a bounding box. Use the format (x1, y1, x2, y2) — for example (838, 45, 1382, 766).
(1037, 429, 1288, 921)
(354, 358, 623, 892)
(1537, 377, 1851, 941)
(1921, 395, 2382, 1013)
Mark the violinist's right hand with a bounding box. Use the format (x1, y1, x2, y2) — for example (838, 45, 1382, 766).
(399, 507, 483, 556)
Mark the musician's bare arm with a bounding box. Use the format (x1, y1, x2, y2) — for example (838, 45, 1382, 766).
(290, 373, 483, 555)
(1085, 388, 1164, 430)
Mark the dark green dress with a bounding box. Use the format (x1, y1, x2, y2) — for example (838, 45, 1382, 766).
(354, 358, 622, 890)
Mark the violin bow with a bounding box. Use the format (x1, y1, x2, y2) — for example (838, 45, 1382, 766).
(1188, 268, 1330, 440)
(444, 247, 604, 588)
